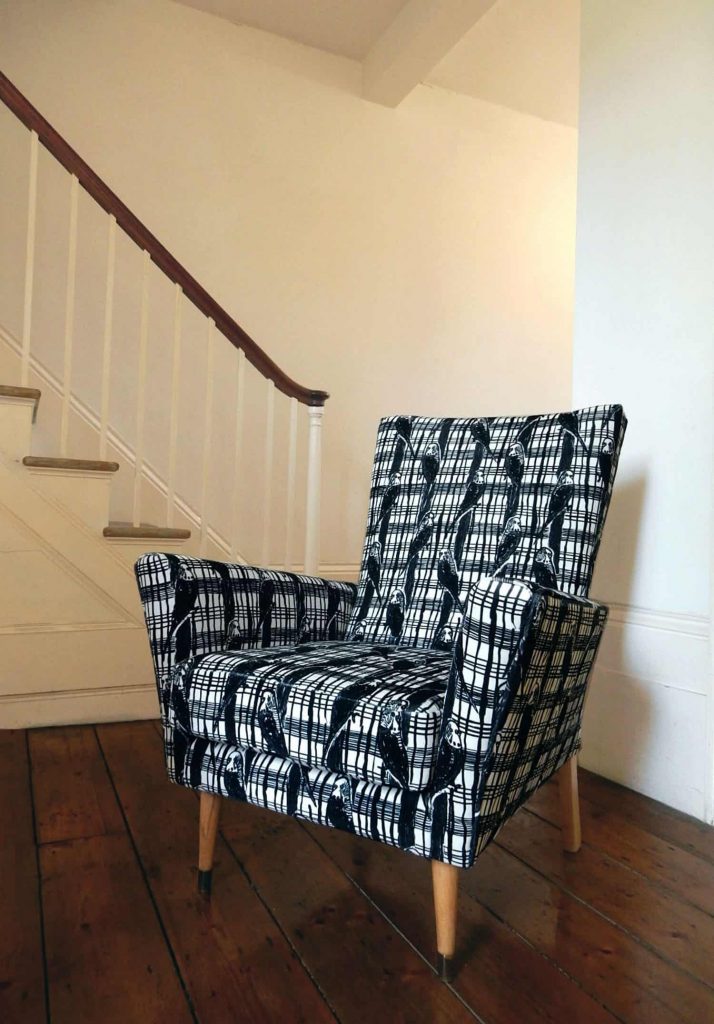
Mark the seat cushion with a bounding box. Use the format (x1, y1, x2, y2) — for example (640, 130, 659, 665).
(169, 640, 451, 790)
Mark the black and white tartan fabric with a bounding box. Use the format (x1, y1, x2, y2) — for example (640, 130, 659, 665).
(135, 554, 356, 688)
(135, 404, 626, 868)
(348, 405, 625, 648)
(170, 642, 450, 790)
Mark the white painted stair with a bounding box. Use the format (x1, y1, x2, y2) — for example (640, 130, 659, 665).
(0, 384, 192, 728)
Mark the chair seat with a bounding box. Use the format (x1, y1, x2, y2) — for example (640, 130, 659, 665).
(169, 640, 452, 790)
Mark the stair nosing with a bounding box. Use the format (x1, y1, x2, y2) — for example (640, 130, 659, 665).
(103, 523, 191, 540)
(0, 384, 41, 401)
(23, 456, 120, 473)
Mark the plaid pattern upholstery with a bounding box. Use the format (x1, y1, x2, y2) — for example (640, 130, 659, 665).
(135, 553, 357, 687)
(347, 405, 625, 648)
(170, 641, 450, 789)
(157, 577, 606, 867)
(135, 403, 625, 868)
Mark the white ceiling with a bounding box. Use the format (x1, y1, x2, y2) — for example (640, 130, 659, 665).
(174, 0, 579, 126)
(175, 0, 410, 61)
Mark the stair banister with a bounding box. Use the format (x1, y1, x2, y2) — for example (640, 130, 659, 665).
(0, 72, 328, 407)
(0, 70, 330, 572)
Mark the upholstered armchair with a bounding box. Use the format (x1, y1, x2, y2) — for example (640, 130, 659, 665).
(136, 404, 626, 980)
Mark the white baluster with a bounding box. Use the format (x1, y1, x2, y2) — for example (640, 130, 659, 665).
(99, 214, 116, 460)
(60, 174, 79, 456)
(199, 318, 215, 556)
(284, 397, 298, 570)
(21, 130, 38, 387)
(230, 348, 246, 561)
(261, 379, 275, 566)
(133, 250, 150, 526)
(304, 405, 323, 576)
(166, 284, 182, 526)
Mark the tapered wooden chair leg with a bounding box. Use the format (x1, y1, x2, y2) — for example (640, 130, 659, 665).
(432, 860, 459, 982)
(558, 755, 582, 853)
(198, 792, 221, 896)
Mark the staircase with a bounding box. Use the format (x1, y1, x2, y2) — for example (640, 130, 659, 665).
(0, 73, 328, 728)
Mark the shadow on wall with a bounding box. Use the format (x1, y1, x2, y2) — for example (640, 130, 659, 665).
(582, 471, 650, 789)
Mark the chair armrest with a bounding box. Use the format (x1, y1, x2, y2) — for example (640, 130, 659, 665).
(438, 575, 607, 860)
(134, 553, 357, 690)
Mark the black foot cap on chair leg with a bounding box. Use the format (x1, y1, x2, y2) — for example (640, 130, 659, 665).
(436, 954, 454, 983)
(197, 869, 213, 897)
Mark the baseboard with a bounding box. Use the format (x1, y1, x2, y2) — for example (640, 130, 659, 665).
(583, 602, 711, 822)
(0, 683, 159, 729)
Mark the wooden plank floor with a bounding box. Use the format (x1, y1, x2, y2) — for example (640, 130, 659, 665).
(1, 722, 713, 1024)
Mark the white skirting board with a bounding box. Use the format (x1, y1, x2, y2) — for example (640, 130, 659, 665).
(580, 601, 712, 823)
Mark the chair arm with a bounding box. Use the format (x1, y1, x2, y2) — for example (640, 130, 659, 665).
(437, 575, 607, 859)
(134, 552, 357, 690)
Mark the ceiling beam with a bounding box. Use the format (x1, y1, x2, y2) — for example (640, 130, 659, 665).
(362, 0, 499, 107)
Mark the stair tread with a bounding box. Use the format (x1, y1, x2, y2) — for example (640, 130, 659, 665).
(103, 522, 191, 540)
(0, 384, 41, 401)
(23, 456, 120, 473)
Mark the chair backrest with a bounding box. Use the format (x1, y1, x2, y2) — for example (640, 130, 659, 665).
(347, 404, 626, 649)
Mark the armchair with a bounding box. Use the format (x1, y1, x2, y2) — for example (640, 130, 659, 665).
(136, 404, 625, 980)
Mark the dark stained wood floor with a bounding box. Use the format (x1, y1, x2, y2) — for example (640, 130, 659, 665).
(2, 722, 714, 1024)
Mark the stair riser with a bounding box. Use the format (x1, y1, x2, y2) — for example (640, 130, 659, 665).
(25, 469, 114, 532)
(104, 538, 190, 568)
(0, 397, 35, 459)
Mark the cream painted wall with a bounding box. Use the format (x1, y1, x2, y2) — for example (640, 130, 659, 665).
(0, 0, 578, 571)
(573, 0, 714, 819)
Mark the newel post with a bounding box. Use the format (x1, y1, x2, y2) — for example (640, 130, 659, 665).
(304, 405, 323, 576)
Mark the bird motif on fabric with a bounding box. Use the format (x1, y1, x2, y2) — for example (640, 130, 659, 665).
(257, 691, 288, 757)
(349, 619, 366, 642)
(494, 515, 523, 572)
(168, 562, 198, 664)
(366, 540, 383, 604)
(504, 441, 525, 486)
(598, 433, 614, 488)
(432, 624, 455, 651)
(449, 472, 486, 531)
(540, 470, 575, 534)
(437, 549, 464, 612)
(385, 588, 406, 640)
(420, 441, 442, 486)
(225, 619, 243, 651)
(254, 577, 276, 644)
(377, 698, 411, 789)
(297, 614, 313, 644)
(285, 760, 303, 817)
(532, 546, 558, 589)
(557, 412, 589, 454)
(469, 418, 498, 460)
(404, 513, 434, 601)
(326, 778, 355, 833)
(431, 720, 466, 800)
(224, 749, 248, 802)
(323, 582, 343, 640)
(324, 676, 379, 771)
(375, 472, 402, 526)
(394, 416, 415, 457)
(406, 513, 434, 563)
(504, 440, 526, 519)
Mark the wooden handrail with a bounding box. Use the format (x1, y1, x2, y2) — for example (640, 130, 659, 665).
(0, 71, 329, 407)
